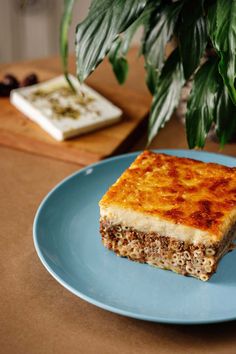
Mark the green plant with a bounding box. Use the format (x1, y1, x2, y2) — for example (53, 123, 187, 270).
(60, 0, 236, 147)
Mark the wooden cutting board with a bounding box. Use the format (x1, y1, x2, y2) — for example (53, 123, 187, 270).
(0, 50, 151, 165)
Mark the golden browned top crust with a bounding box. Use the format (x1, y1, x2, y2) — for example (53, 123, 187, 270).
(100, 151, 236, 239)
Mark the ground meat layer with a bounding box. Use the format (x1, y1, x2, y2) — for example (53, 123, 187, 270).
(100, 218, 235, 281)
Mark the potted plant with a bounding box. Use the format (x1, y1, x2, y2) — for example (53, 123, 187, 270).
(60, 0, 236, 148)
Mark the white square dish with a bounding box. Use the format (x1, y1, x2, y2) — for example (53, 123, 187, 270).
(10, 75, 123, 141)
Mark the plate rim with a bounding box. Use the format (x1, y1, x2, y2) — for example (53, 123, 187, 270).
(33, 149, 236, 325)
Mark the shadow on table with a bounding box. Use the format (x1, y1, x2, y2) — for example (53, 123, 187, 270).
(123, 317, 236, 353)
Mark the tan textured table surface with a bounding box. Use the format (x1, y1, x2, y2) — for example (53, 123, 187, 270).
(1, 53, 236, 354)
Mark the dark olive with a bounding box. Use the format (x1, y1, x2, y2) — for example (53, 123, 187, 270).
(0, 82, 11, 97)
(0, 73, 19, 97)
(2, 74, 19, 89)
(21, 73, 39, 87)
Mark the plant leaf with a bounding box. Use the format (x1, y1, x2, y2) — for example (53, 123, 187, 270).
(215, 83, 236, 146)
(143, 2, 182, 79)
(108, 3, 155, 84)
(109, 39, 129, 84)
(186, 59, 219, 148)
(207, 1, 217, 47)
(145, 63, 158, 95)
(179, 0, 207, 79)
(208, 0, 236, 105)
(148, 49, 184, 145)
(60, 0, 76, 91)
(75, 0, 147, 82)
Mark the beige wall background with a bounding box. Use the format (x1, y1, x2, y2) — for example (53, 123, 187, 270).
(0, 0, 141, 64)
(0, 0, 90, 63)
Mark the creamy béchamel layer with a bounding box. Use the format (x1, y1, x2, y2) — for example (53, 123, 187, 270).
(100, 151, 236, 244)
(100, 205, 236, 245)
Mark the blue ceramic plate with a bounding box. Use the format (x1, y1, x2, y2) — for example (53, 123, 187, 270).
(33, 149, 236, 324)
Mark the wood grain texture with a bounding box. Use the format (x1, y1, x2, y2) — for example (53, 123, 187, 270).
(0, 49, 151, 165)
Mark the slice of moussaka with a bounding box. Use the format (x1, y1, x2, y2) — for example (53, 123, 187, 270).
(99, 151, 236, 281)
